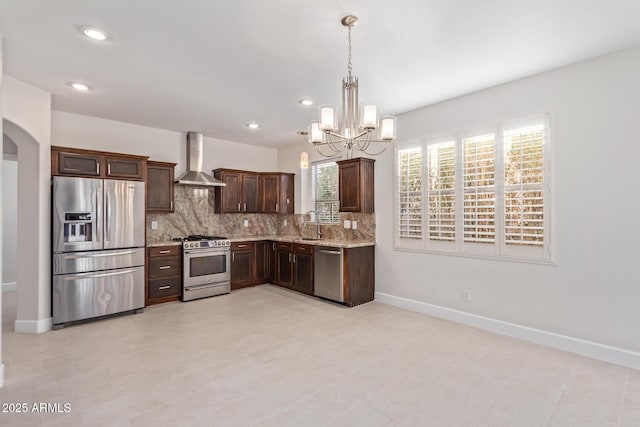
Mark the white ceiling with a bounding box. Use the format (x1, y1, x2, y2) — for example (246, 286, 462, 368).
(1, 0, 640, 149)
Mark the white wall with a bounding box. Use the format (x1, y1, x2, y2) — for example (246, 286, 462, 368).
(0, 31, 5, 386)
(1, 156, 17, 288)
(2, 75, 52, 333)
(52, 111, 278, 173)
(277, 45, 640, 364)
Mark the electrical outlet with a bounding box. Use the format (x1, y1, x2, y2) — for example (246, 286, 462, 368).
(151, 221, 158, 230)
(352, 220, 358, 230)
(243, 219, 249, 227)
(462, 290, 471, 302)
(284, 219, 288, 226)
(343, 220, 351, 229)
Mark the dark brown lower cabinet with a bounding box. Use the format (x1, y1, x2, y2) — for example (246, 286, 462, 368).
(231, 242, 255, 289)
(255, 241, 271, 284)
(230, 240, 273, 289)
(275, 243, 293, 288)
(292, 244, 314, 295)
(146, 245, 182, 305)
(343, 245, 375, 307)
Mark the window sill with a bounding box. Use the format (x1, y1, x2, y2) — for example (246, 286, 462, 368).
(393, 245, 557, 266)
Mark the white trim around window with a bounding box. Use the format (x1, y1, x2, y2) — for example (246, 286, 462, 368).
(394, 114, 554, 264)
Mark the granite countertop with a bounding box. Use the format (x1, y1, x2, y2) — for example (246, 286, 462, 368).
(146, 241, 183, 248)
(148, 236, 375, 249)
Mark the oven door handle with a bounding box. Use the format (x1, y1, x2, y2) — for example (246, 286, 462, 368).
(184, 249, 229, 255)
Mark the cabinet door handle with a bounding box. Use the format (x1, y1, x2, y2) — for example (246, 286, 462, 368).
(293, 254, 296, 263)
(107, 163, 111, 175)
(275, 203, 279, 212)
(170, 201, 173, 211)
(272, 242, 275, 251)
(243, 203, 247, 211)
(232, 253, 235, 262)
(237, 244, 246, 248)
(158, 265, 172, 270)
(158, 285, 171, 290)
(237, 203, 240, 211)
(96, 162, 100, 175)
(158, 250, 171, 254)
(288, 253, 291, 263)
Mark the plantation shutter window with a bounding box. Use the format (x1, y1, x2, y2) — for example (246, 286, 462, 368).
(397, 146, 423, 244)
(393, 114, 551, 262)
(501, 115, 549, 259)
(462, 132, 496, 251)
(427, 140, 456, 244)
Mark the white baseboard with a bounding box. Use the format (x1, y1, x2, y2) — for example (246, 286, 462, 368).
(0, 364, 4, 388)
(14, 317, 52, 334)
(2, 282, 16, 292)
(375, 292, 640, 370)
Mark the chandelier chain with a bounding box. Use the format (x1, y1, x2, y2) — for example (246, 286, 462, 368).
(347, 25, 352, 78)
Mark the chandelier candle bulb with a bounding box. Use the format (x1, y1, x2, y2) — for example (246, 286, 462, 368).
(319, 106, 336, 131)
(380, 116, 397, 140)
(361, 105, 378, 129)
(309, 122, 324, 143)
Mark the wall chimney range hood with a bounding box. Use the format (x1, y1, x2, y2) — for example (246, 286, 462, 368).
(175, 132, 226, 186)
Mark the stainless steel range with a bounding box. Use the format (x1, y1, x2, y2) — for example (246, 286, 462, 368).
(174, 235, 231, 301)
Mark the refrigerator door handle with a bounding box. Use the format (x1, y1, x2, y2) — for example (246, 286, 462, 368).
(64, 269, 136, 280)
(105, 189, 110, 244)
(95, 185, 102, 244)
(63, 250, 137, 259)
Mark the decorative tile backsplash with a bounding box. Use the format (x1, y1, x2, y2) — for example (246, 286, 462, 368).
(147, 185, 374, 243)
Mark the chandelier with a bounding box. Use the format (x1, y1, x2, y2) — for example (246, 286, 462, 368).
(308, 15, 397, 159)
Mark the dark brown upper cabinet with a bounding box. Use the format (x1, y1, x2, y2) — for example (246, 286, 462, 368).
(146, 161, 176, 213)
(52, 146, 148, 181)
(259, 173, 294, 214)
(213, 169, 259, 213)
(337, 157, 375, 213)
(105, 156, 145, 180)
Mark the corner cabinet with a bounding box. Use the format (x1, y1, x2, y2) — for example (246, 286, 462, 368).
(259, 173, 294, 214)
(52, 146, 148, 181)
(230, 241, 256, 289)
(337, 157, 375, 213)
(213, 169, 259, 213)
(229, 240, 272, 290)
(147, 161, 176, 213)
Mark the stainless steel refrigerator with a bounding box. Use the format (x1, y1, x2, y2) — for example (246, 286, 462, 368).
(52, 176, 145, 328)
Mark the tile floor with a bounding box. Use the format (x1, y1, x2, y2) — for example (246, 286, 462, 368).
(0, 285, 638, 426)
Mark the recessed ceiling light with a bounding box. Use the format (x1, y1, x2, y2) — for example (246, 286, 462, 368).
(299, 99, 314, 106)
(69, 82, 92, 92)
(246, 123, 260, 129)
(80, 26, 109, 41)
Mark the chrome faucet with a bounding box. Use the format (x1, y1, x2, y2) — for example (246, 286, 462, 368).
(304, 210, 322, 239)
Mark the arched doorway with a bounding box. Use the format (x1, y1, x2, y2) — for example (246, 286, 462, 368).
(3, 119, 51, 333)
(2, 136, 18, 326)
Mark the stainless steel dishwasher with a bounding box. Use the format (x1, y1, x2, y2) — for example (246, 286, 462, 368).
(314, 246, 344, 302)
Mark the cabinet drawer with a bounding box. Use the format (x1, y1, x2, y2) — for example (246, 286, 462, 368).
(275, 242, 292, 251)
(293, 244, 314, 254)
(148, 257, 181, 278)
(148, 246, 181, 258)
(148, 277, 181, 299)
(231, 241, 255, 251)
